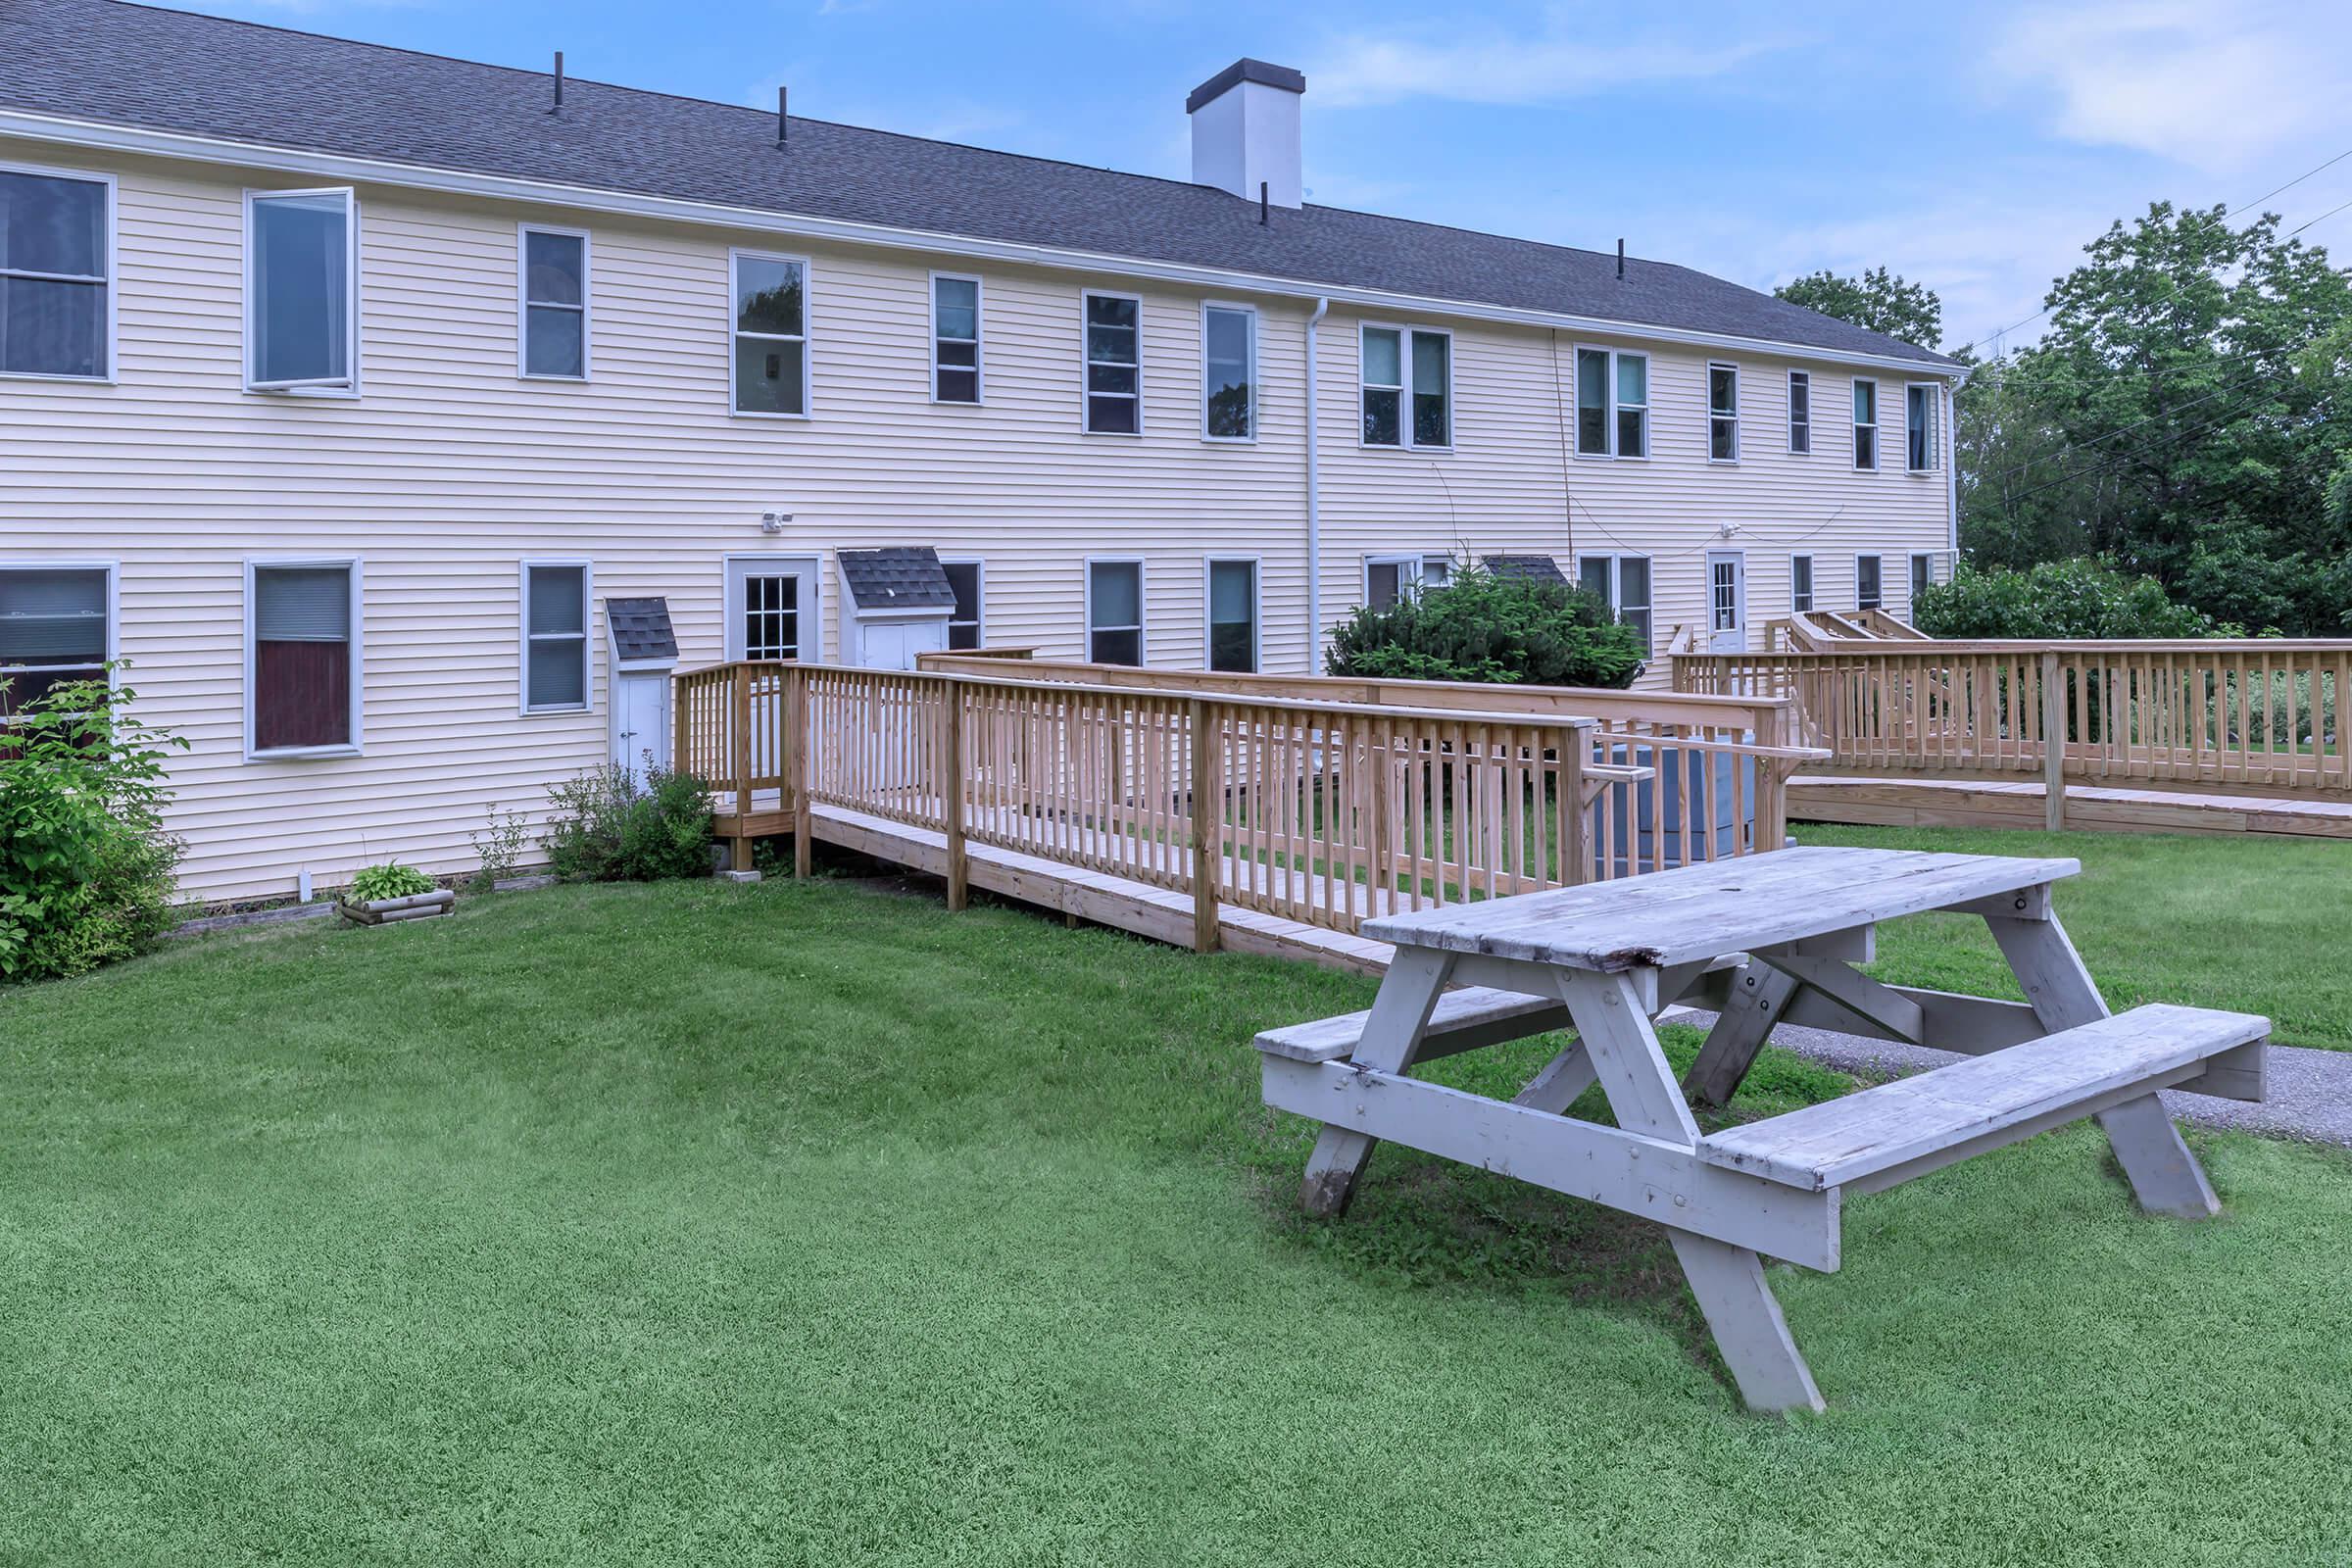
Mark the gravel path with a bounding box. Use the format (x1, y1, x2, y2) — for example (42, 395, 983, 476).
(1660, 1007, 2352, 1149)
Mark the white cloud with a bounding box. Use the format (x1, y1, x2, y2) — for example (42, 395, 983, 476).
(1993, 1, 2352, 173)
(1310, 24, 1785, 110)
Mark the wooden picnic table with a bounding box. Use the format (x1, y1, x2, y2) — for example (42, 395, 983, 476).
(1254, 847, 2269, 1413)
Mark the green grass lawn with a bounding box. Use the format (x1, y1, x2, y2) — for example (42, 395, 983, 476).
(1792, 823, 2352, 1051)
(4, 878, 2350, 1565)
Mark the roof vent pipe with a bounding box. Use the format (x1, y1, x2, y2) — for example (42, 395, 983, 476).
(777, 85, 788, 148)
(1617, 239, 1625, 279)
(550, 51, 564, 113)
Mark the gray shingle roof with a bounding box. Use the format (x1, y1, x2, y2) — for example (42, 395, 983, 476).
(0, 0, 1956, 368)
(606, 597, 677, 663)
(839, 548, 956, 612)
(1480, 554, 1569, 586)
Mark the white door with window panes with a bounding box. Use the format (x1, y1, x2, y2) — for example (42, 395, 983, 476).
(1706, 552, 1746, 654)
(725, 557, 818, 662)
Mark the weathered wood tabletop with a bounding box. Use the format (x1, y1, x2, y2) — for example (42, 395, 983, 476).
(1259, 847, 2268, 1414)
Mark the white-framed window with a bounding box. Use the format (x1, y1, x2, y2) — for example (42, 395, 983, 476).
(931, 272, 982, 404)
(1205, 558, 1259, 672)
(731, 249, 808, 416)
(517, 224, 589, 380)
(520, 560, 591, 714)
(1201, 303, 1256, 441)
(0, 164, 114, 382)
(1851, 378, 1879, 470)
(1909, 551, 1936, 604)
(1573, 346, 1648, 458)
(1707, 362, 1740, 462)
(1363, 554, 1452, 610)
(942, 559, 984, 650)
(1787, 369, 1811, 455)
(1906, 383, 1938, 472)
(247, 558, 361, 758)
(0, 562, 115, 716)
(1359, 323, 1451, 449)
(1082, 291, 1141, 434)
(245, 187, 359, 393)
(1085, 558, 1144, 664)
(1577, 554, 1652, 654)
(1856, 554, 1883, 611)
(1790, 554, 1814, 613)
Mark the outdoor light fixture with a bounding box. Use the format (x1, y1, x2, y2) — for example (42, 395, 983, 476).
(760, 510, 791, 535)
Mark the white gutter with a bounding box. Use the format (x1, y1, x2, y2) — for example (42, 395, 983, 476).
(1946, 365, 1972, 555)
(1304, 295, 1329, 673)
(0, 109, 1966, 381)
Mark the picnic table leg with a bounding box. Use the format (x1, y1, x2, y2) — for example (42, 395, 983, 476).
(1986, 913, 2222, 1220)
(1558, 969, 1826, 1415)
(1510, 1038, 1595, 1114)
(1298, 947, 1455, 1218)
(1683, 962, 1801, 1107)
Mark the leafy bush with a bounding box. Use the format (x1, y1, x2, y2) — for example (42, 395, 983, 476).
(1325, 564, 1644, 688)
(544, 760, 714, 883)
(0, 671, 185, 985)
(466, 803, 534, 894)
(346, 863, 437, 903)
(1914, 560, 2227, 639)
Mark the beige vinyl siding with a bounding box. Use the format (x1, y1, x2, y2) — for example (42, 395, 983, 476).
(1, 137, 1949, 901)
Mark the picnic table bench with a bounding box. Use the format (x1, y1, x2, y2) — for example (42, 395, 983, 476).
(1254, 847, 2268, 1413)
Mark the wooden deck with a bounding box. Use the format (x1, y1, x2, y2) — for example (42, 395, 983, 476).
(801, 800, 1398, 975)
(1789, 775, 2352, 838)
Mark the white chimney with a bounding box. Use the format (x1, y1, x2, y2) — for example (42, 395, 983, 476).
(1188, 60, 1304, 209)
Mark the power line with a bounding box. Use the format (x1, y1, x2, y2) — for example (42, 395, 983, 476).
(1964, 356, 2288, 493)
(2230, 144, 2352, 218)
(2286, 193, 2352, 240)
(1975, 374, 2288, 513)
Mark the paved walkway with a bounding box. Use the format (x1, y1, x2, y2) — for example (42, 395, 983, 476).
(1663, 1007, 2352, 1148)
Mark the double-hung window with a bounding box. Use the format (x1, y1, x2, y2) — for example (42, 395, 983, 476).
(732, 251, 808, 416)
(1083, 292, 1141, 433)
(0, 564, 110, 715)
(1578, 555, 1652, 654)
(519, 226, 589, 379)
(1788, 370, 1811, 454)
(1909, 552, 1936, 605)
(1790, 554, 1814, 613)
(942, 561, 984, 650)
(1206, 559, 1258, 672)
(1, 166, 112, 380)
(932, 274, 981, 403)
(1856, 555, 1883, 611)
(521, 561, 590, 713)
(1707, 363, 1740, 462)
(1574, 347, 1648, 457)
(249, 560, 360, 756)
(1906, 383, 1937, 471)
(1202, 304, 1255, 440)
(1360, 325, 1450, 448)
(1851, 378, 1879, 469)
(247, 188, 358, 392)
(1086, 559, 1144, 664)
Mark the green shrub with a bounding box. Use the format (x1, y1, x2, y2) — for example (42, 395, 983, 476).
(1914, 560, 2227, 639)
(544, 761, 714, 883)
(346, 863, 437, 903)
(0, 671, 186, 985)
(1325, 564, 1644, 688)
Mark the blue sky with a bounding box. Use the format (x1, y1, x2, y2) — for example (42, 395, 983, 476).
(172, 0, 2352, 351)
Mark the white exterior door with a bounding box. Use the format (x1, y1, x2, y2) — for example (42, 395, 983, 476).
(611, 671, 669, 788)
(1706, 552, 1746, 654)
(853, 615, 950, 670)
(723, 556, 820, 662)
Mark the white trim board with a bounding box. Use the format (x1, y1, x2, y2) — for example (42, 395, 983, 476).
(0, 109, 1964, 380)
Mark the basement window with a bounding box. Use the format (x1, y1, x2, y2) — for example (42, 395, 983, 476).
(247, 187, 358, 392)
(1578, 554, 1651, 654)
(732, 251, 808, 416)
(0, 166, 111, 380)
(1084, 292, 1141, 434)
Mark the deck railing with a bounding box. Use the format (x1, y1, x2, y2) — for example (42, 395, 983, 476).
(1671, 638, 2352, 823)
(677, 661, 1823, 948)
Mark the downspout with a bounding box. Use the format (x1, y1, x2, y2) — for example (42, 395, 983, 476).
(1945, 368, 1969, 560)
(1305, 295, 1330, 673)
